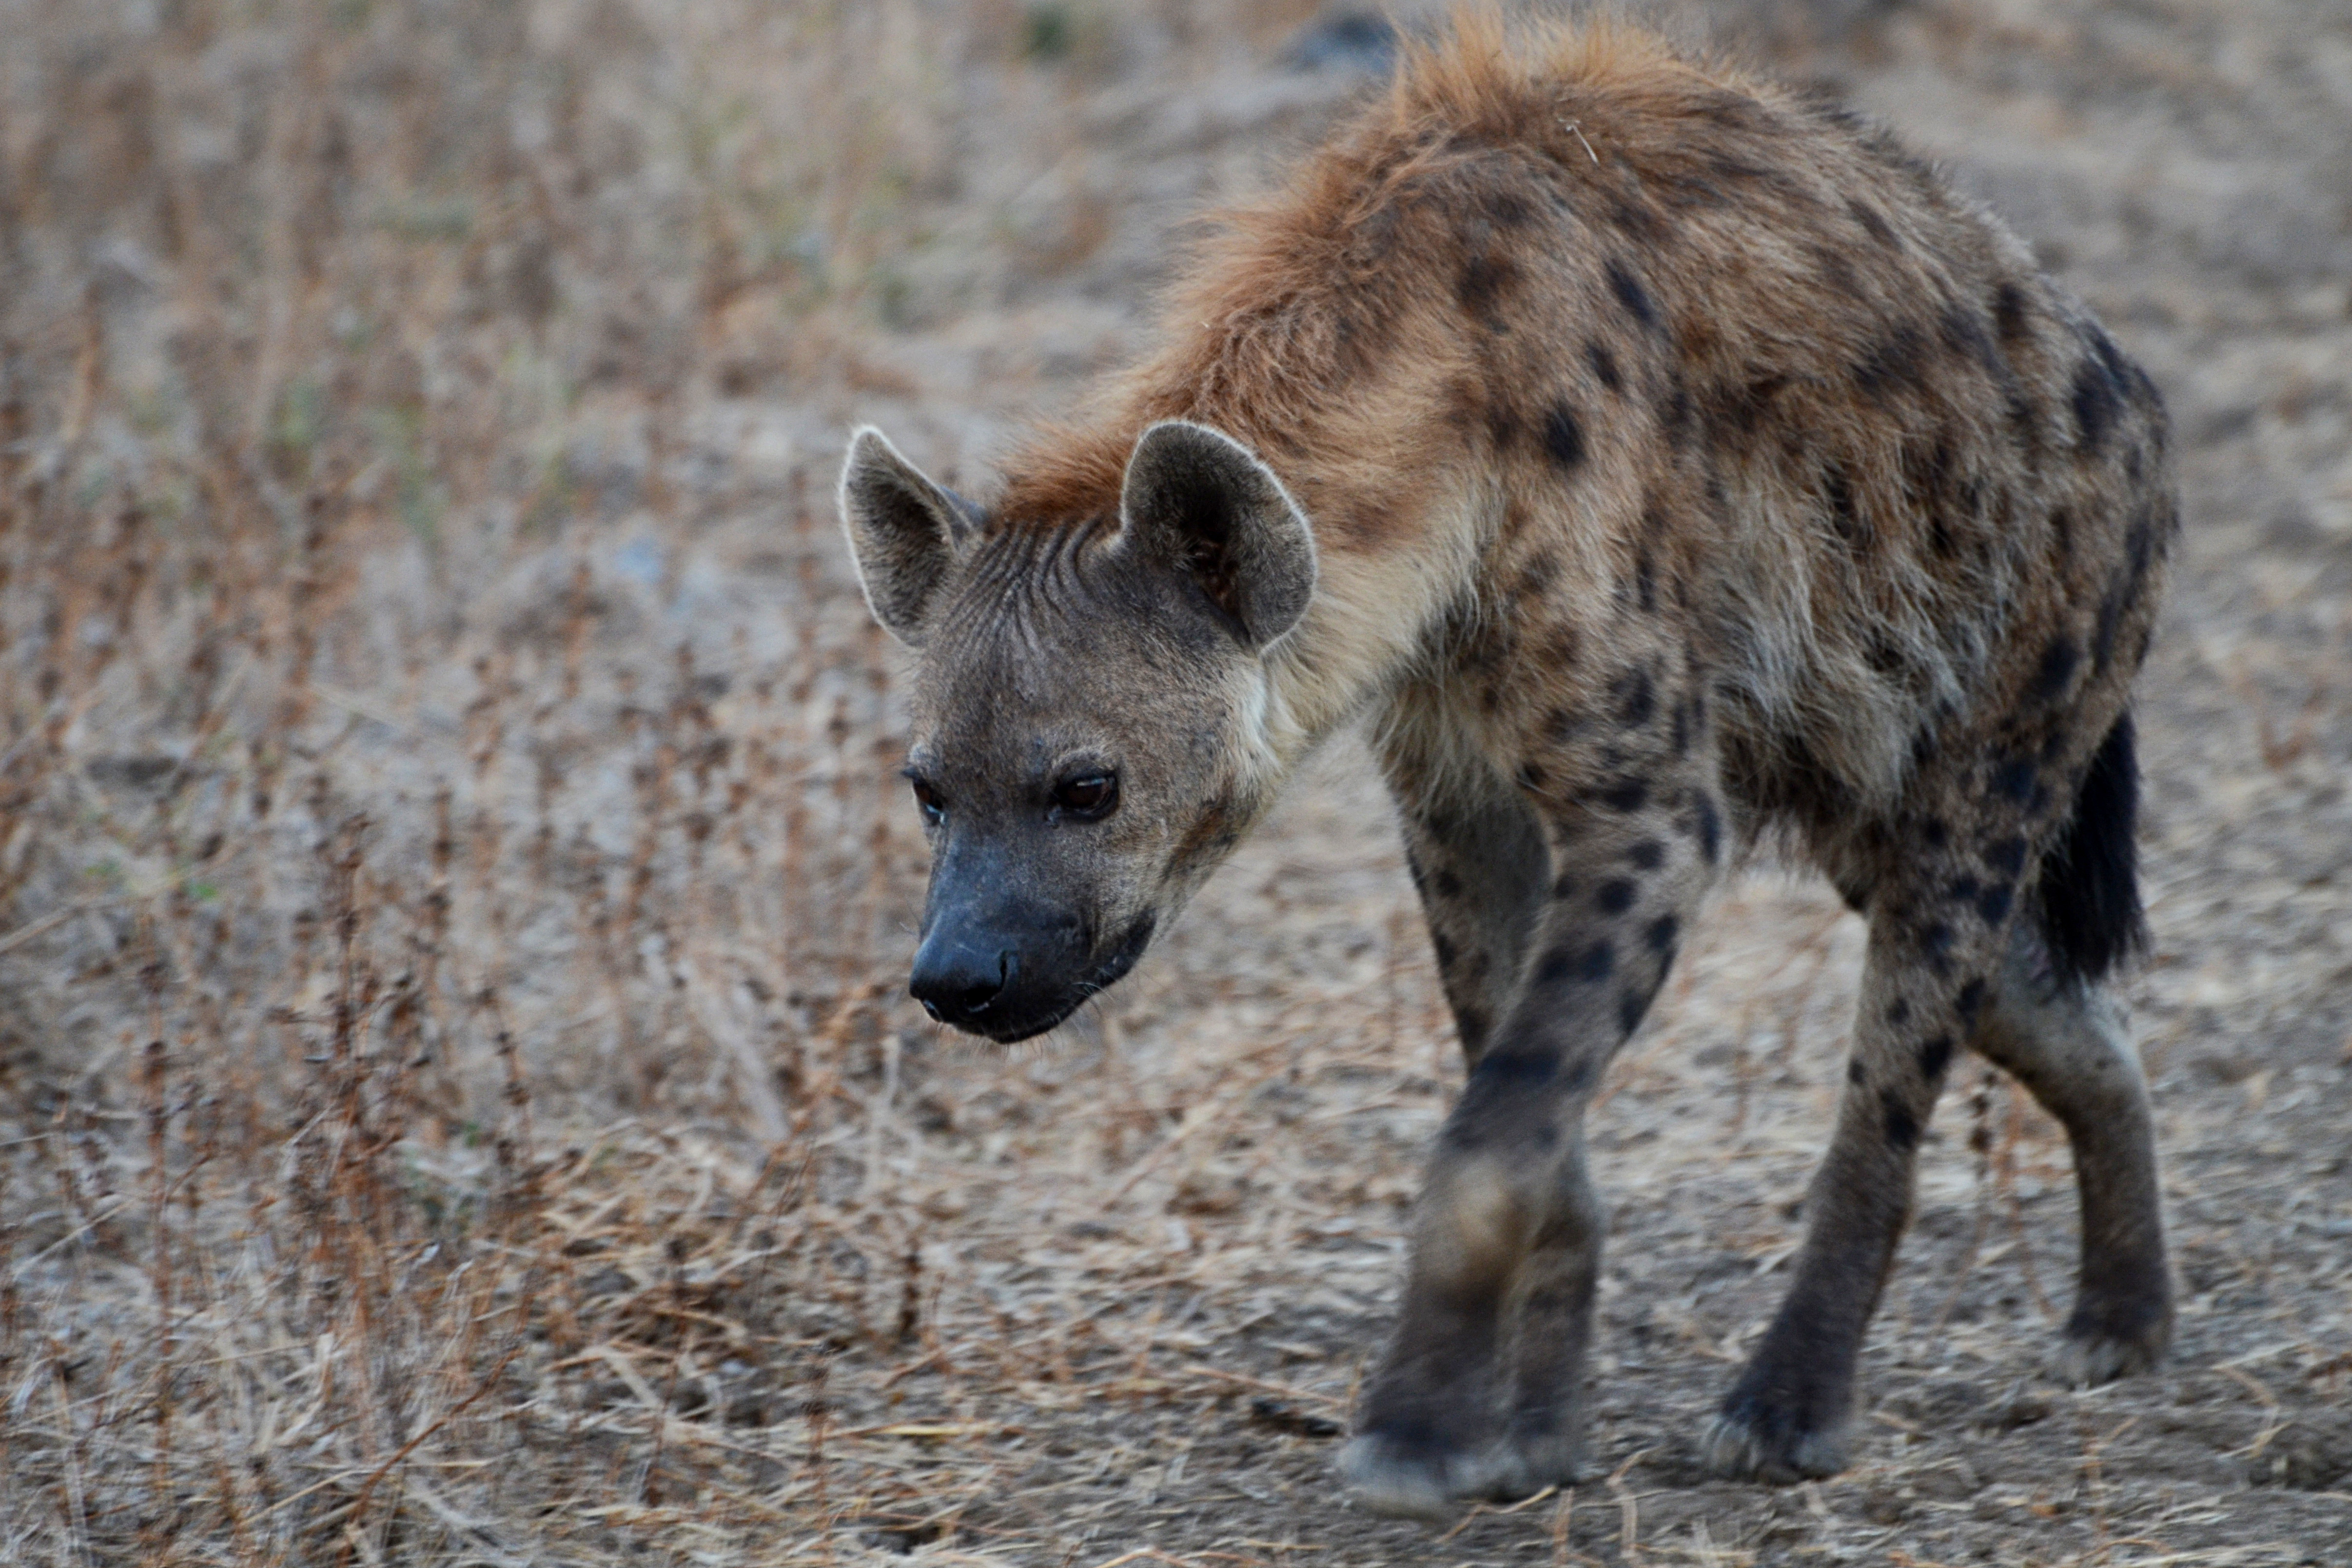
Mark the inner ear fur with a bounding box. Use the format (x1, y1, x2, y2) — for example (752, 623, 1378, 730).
(1117, 420, 1317, 648)
(838, 427, 978, 647)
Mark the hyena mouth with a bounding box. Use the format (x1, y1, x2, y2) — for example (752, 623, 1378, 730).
(971, 913, 1158, 1045)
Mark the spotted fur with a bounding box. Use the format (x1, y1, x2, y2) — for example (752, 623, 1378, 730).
(841, 11, 2176, 1517)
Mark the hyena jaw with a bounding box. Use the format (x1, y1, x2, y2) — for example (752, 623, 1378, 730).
(842, 9, 2176, 1519)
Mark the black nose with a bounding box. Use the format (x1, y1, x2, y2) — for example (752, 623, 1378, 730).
(910, 939, 1016, 1027)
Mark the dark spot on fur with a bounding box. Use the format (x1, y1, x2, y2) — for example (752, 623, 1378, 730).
(1607, 259, 1660, 330)
(1646, 914, 1678, 956)
(1939, 304, 2002, 376)
(1586, 340, 1623, 392)
(1928, 516, 1957, 558)
(1920, 920, 1955, 971)
(1883, 1091, 1921, 1150)
(1977, 881, 2013, 924)
(1888, 998, 1912, 1025)
(1991, 757, 2038, 804)
(1433, 869, 1464, 899)
(1985, 836, 2028, 877)
(1617, 986, 1649, 1036)
(1597, 777, 1648, 813)
(1488, 191, 1533, 228)
(1955, 977, 1988, 1025)
(1634, 551, 1658, 614)
(1706, 374, 1790, 438)
(2033, 636, 2081, 704)
(1459, 254, 1512, 325)
(1848, 1058, 1867, 1086)
(1848, 198, 1898, 247)
(1517, 552, 1559, 601)
(1920, 1033, 1955, 1078)
(1614, 666, 1656, 728)
(1627, 840, 1665, 871)
(1691, 792, 1723, 864)
(1545, 706, 1585, 742)
(1596, 878, 1637, 915)
(1920, 818, 1949, 850)
(1855, 324, 1929, 397)
(1431, 931, 1459, 970)
(1518, 761, 1549, 792)
(1949, 874, 1983, 906)
(2073, 355, 2126, 456)
(1538, 940, 1615, 989)
(1542, 402, 1587, 471)
(1552, 872, 1577, 900)
(1993, 281, 2033, 345)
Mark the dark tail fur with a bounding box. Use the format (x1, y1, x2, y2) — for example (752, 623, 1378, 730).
(2033, 710, 2148, 987)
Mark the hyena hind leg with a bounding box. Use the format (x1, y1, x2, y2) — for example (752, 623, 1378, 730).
(1972, 921, 2174, 1385)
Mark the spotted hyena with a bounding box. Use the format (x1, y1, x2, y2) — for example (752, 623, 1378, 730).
(838, 15, 2176, 1519)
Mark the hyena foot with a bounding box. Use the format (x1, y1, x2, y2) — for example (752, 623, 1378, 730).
(2049, 1294, 2173, 1387)
(1700, 1396, 1852, 1486)
(1339, 1428, 1490, 1521)
(1340, 1426, 1583, 1519)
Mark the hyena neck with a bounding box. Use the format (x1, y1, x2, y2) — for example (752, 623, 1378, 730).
(1252, 484, 1482, 776)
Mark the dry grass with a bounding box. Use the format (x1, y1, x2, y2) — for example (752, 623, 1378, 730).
(2, 1, 2350, 1564)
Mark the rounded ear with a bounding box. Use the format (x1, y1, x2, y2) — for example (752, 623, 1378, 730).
(1116, 420, 1317, 648)
(838, 427, 980, 647)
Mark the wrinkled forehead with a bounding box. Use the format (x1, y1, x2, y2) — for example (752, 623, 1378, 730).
(907, 527, 1230, 755)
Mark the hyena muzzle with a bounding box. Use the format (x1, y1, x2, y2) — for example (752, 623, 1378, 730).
(837, 14, 2176, 1521)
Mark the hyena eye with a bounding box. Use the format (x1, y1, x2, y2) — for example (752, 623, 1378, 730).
(1051, 772, 1119, 820)
(906, 773, 945, 824)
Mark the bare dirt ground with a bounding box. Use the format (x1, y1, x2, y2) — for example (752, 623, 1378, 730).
(1, 1, 2348, 1563)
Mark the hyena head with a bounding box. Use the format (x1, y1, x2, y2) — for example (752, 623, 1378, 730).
(839, 420, 1317, 1043)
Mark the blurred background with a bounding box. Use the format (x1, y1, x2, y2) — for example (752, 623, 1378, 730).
(0, 1, 2347, 1563)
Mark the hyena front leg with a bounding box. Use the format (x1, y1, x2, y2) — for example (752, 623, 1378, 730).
(1345, 777, 1716, 1518)
(1384, 740, 1552, 1065)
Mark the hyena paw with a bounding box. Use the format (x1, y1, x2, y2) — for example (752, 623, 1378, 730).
(2049, 1302, 2172, 1387)
(1339, 1429, 1491, 1521)
(1340, 1425, 1579, 1520)
(1700, 1401, 1851, 1486)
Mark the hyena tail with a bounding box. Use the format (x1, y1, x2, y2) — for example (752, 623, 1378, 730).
(2033, 710, 2149, 988)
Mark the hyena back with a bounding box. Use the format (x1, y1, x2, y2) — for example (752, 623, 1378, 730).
(840, 14, 2175, 1518)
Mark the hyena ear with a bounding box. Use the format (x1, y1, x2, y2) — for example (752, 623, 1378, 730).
(1117, 420, 1317, 648)
(838, 426, 981, 647)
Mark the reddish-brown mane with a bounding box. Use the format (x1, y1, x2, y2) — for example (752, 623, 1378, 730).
(992, 11, 1744, 529)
